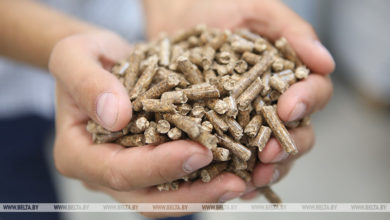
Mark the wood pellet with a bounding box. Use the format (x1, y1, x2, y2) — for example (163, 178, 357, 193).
(86, 25, 312, 203)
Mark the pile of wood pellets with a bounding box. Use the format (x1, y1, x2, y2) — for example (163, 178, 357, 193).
(87, 25, 311, 203)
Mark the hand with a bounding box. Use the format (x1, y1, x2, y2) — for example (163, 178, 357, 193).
(144, 0, 335, 199)
(50, 30, 246, 218)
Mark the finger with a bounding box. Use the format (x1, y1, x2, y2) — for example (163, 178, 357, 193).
(240, 190, 258, 200)
(252, 161, 294, 188)
(50, 32, 132, 131)
(55, 134, 213, 191)
(55, 90, 213, 192)
(246, 0, 335, 74)
(98, 172, 246, 218)
(258, 125, 315, 164)
(278, 74, 333, 122)
(240, 182, 257, 200)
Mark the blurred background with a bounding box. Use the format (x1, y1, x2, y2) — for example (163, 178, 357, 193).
(0, 0, 389, 220)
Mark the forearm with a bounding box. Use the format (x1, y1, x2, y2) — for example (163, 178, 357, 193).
(0, 0, 100, 69)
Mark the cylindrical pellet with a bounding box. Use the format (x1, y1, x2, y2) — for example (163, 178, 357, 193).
(261, 106, 298, 154)
(141, 99, 177, 113)
(244, 115, 263, 138)
(200, 162, 228, 182)
(217, 135, 251, 161)
(249, 125, 272, 151)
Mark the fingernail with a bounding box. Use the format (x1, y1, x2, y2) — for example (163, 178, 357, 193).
(314, 40, 336, 68)
(97, 92, 118, 128)
(183, 154, 211, 173)
(271, 151, 289, 163)
(288, 102, 306, 122)
(241, 183, 256, 197)
(218, 191, 243, 203)
(269, 167, 280, 185)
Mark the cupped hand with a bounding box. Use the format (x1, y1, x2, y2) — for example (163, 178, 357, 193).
(49, 30, 246, 218)
(145, 0, 335, 199)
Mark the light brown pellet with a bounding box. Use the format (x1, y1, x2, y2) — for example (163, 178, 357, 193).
(209, 30, 229, 50)
(261, 106, 298, 154)
(201, 45, 216, 70)
(261, 71, 272, 96)
(212, 147, 230, 161)
(206, 99, 228, 115)
(205, 110, 229, 132)
(235, 28, 261, 42)
(231, 37, 254, 53)
(128, 116, 150, 134)
(254, 38, 268, 53)
(144, 122, 168, 145)
(237, 77, 263, 111)
(223, 96, 238, 118)
(156, 67, 190, 88)
(201, 121, 213, 133)
(188, 36, 200, 47)
(161, 90, 188, 104)
(141, 99, 177, 113)
(223, 116, 244, 141)
(196, 130, 218, 150)
(157, 120, 171, 134)
(87, 120, 110, 135)
(275, 37, 302, 66)
(176, 103, 192, 115)
(244, 115, 263, 138)
(200, 162, 228, 182)
(234, 60, 248, 74)
(215, 51, 232, 64)
(182, 86, 220, 100)
(167, 127, 182, 140)
(249, 125, 272, 152)
(217, 135, 251, 161)
(129, 55, 158, 100)
(163, 113, 201, 139)
(242, 51, 262, 65)
(191, 105, 205, 118)
(132, 74, 180, 111)
(124, 50, 144, 90)
(116, 134, 145, 147)
(258, 186, 282, 204)
(159, 37, 171, 67)
(276, 69, 296, 85)
(157, 181, 180, 191)
(231, 51, 273, 98)
(203, 69, 217, 83)
(177, 56, 204, 84)
(189, 47, 203, 67)
(237, 105, 252, 128)
(295, 65, 310, 79)
(93, 132, 123, 144)
(270, 75, 289, 94)
(272, 57, 285, 72)
(169, 45, 185, 71)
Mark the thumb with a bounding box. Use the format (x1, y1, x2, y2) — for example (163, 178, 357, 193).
(49, 32, 132, 131)
(247, 0, 335, 74)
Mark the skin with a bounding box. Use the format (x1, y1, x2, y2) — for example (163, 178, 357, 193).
(0, 0, 334, 217)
